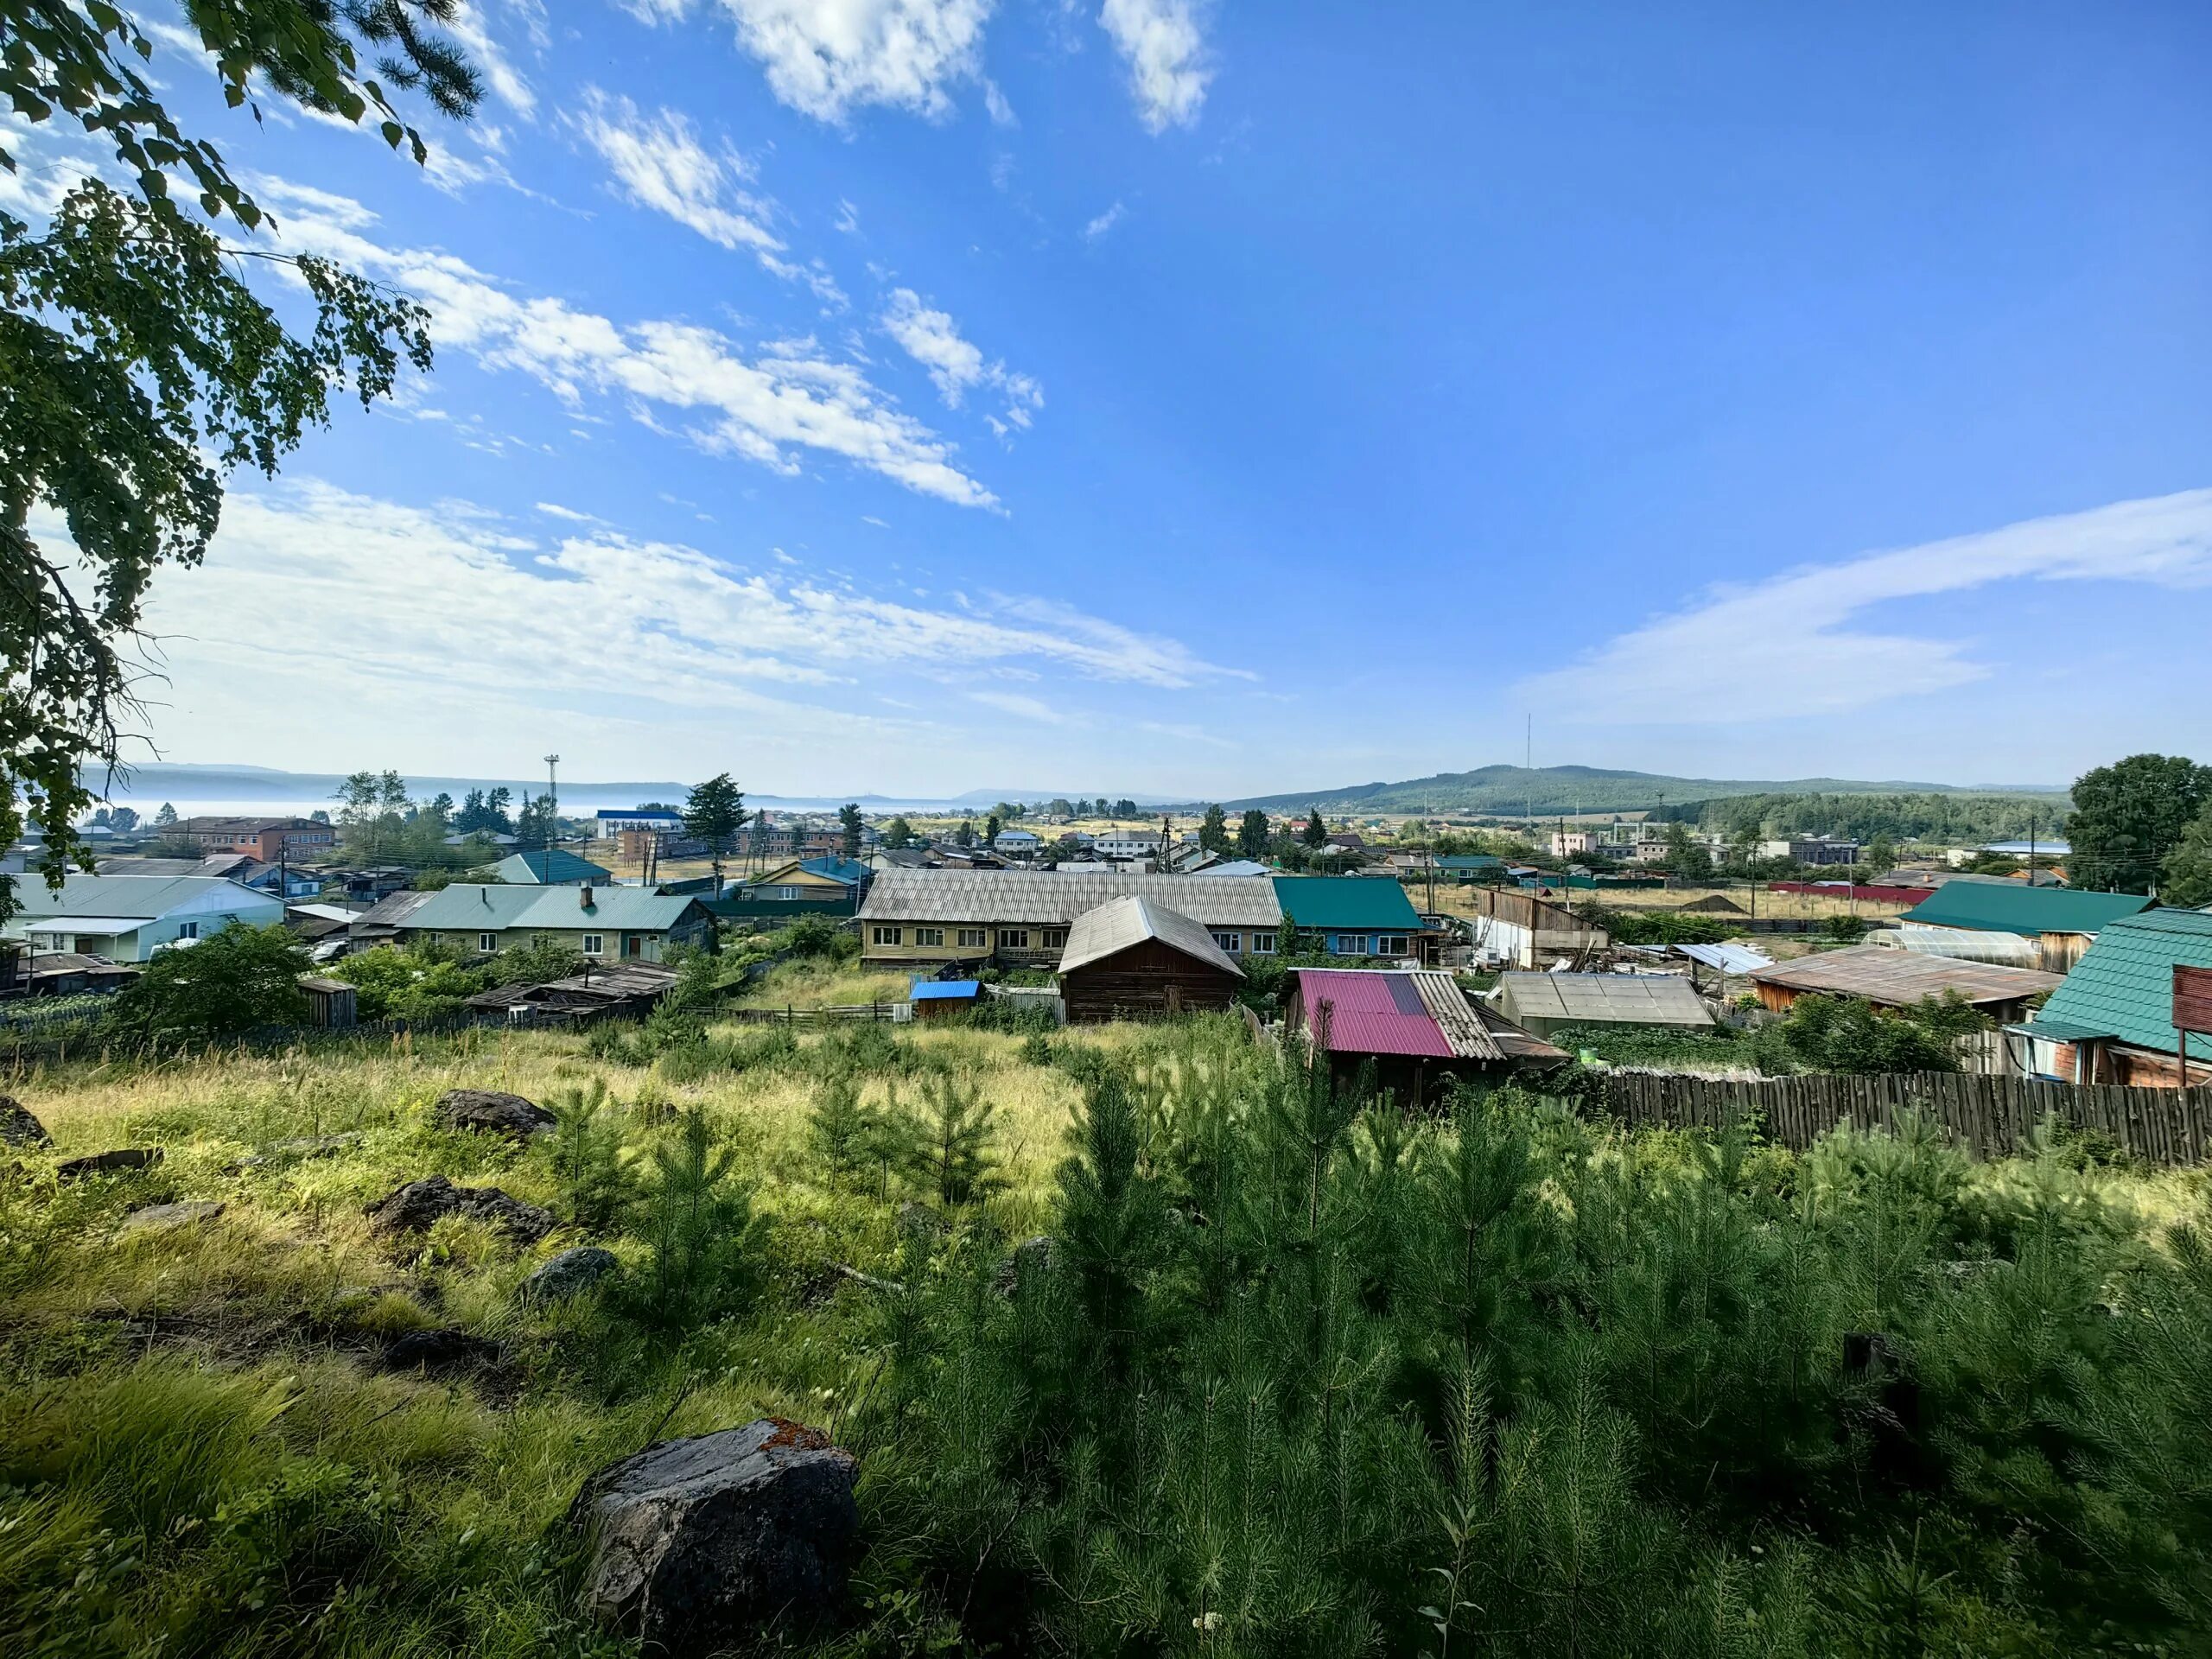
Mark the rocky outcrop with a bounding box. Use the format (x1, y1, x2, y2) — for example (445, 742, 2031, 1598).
(434, 1090, 555, 1139)
(521, 1246, 620, 1304)
(365, 1175, 555, 1244)
(569, 1420, 860, 1652)
(119, 1199, 226, 1236)
(0, 1096, 50, 1147)
(56, 1147, 163, 1180)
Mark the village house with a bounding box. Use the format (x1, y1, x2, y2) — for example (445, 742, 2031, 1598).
(858, 869, 1281, 969)
(1288, 967, 1567, 1104)
(1760, 836, 1863, 867)
(992, 828, 1043, 856)
(1897, 883, 2152, 975)
(1057, 896, 1244, 1022)
(1, 874, 286, 962)
(1093, 831, 1166, 861)
(1272, 875, 1426, 960)
(709, 857, 870, 923)
(1748, 945, 2059, 1025)
(495, 848, 614, 887)
(174, 816, 336, 862)
(2006, 909, 2212, 1087)
(392, 883, 713, 963)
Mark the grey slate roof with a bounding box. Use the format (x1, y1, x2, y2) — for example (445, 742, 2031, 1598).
(1751, 945, 2059, 1007)
(860, 868, 1281, 930)
(1058, 896, 1244, 978)
(403, 884, 709, 934)
(5, 874, 274, 921)
(1497, 972, 1716, 1028)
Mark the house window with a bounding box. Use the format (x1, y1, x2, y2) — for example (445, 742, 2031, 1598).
(775, 886, 801, 900)
(1331, 933, 1370, 956)
(915, 928, 945, 947)
(582, 934, 605, 957)
(478, 931, 497, 953)
(999, 930, 1029, 950)
(1250, 931, 1277, 955)
(175, 921, 200, 940)
(1042, 928, 1068, 949)
(957, 929, 988, 950)
(1211, 931, 1241, 953)
(873, 925, 903, 946)
(1376, 934, 1409, 957)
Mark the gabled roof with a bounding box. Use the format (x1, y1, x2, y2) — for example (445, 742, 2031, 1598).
(860, 868, 1280, 929)
(496, 849, 614, 886)
(1058, 896, 1243, 979)
(1900, 884, 2152, 938)
(798, 855, 871, 885)
(403, 884, 708, 933)
(1751, 945, 2059, 1007)
(1271, 875, 1421, 931)
(2030, 908, 2212, 1057)
(5, 874, 277, 922)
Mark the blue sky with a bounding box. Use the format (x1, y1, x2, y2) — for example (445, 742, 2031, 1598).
(15, 1, 2212, 797)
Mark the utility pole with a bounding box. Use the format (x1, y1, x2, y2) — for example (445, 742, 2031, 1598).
(542, 753, 560, 882)
(2027, 809, 2037, 887)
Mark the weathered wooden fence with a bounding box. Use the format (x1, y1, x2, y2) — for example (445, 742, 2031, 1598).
(1602, 1070, 2212, 1164)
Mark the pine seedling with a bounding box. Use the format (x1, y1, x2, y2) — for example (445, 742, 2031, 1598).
(808, 1074, 879, 1189)
(634, 1106, 765, 1328)
(908, 1073, 1002, 1211)
(549, 1078, 631, 1234)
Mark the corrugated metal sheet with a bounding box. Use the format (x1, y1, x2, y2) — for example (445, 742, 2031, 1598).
(1058, 896, 1244, 978)
(859, 868, 1281, 929)
(1751, 945, 2059, 1007)
(1271, 876, 1421, 931)
(1292, 968, 1511, 1059)
(1675, 942, 1773, 976)
(1498, 972, 1716, 1028)
(1900, 885, 2152, 938)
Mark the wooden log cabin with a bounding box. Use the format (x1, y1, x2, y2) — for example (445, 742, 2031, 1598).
(1056, 896, 1243, 1022)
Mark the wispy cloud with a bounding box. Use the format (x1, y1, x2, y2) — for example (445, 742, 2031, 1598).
(1084, 200, 1126, 239)
(250, 178, 995, 508)
(1098, 0, 1212, 132)
(880, 288, 1043, 429)
(572, 89, 781, 253)
(1516, 490, 2212, 725)
(969, 690, 1069, 723)
(712, 0, 995, 125)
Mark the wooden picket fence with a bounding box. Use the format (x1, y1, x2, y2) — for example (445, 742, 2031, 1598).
(1601, 1070, 2212, 1164)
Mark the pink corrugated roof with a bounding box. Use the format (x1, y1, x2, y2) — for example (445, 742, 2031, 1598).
(1292, 969, 1452, 1058)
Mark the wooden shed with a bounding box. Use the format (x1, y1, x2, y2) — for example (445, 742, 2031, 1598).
(298, 976, 359, 1029)
(1749, 946, 2058, 1025)
(1056, 896, 1243, 1023)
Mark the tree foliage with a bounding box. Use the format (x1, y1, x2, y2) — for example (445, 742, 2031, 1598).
(2, 3, 480, 918)
(682, 772, 744, 893)
(2067, 753, 2212, 894)
(1198, 802, 1228, 853)
(2160, 796, 2212, 909)
(102, 922, 308, 1042)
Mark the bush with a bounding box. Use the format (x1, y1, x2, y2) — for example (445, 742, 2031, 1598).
(101, 925, 310, 1045)
(1753, 992, 1987, 1076)
(327, 945, 490, 1020)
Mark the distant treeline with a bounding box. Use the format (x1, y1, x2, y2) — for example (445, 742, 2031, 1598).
(1654, 791, 2069, 843)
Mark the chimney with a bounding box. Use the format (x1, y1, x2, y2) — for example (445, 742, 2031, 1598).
(580, 883, 594, 909)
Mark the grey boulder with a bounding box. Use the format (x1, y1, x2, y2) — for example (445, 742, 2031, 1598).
(365, 1174, 555, 1244)
(0, 1096, 50, 1147)
(522, 1246, 620, 1304)
(120, 1199, 226, 1236)
(569, 1420, 859, 1652)
(377, 1327, 503, 1376)
(56, 1147, 163, 1180)
(434, 1089, 555, 1139)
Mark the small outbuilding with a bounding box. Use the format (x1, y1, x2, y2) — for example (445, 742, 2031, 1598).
(908, 978, 983, 1020)
(298, 976, 359, 1029)
(1494, 971, 1716, 1039)
(1287, 967, 1567, 1104)
(1057, 895, 1243, 1022)
(1749, 945, 2058, 1024)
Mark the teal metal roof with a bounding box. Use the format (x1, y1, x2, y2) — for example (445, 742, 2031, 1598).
(3, 874, 278, 921)
(1900, 883, 2152, 938)
(1271, 875, 1421, 931)
(1437, 855, 1503, 871)
(407, 884, 707, 934)
(495, 849, 613, 885)
(2031, 908, 2212, 1057)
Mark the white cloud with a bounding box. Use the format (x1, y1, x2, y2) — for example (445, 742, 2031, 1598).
(834, 197, 861, 234)
(572, 90, 782, 254)
(254, 182, 996, 507)
(715, 0, 995, 124)
(448, 1, 541, 116)
(1084, 200, 1126, 238)
(1516, 490, 2212, 725)
(879, 288, 1043, 429)
(982, 78, 1017, 126)
(969, 690, 1068, 723)
(1098, 0, 1211, 131)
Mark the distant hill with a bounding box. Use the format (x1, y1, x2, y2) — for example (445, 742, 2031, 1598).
(1205, 765, 2069, 818)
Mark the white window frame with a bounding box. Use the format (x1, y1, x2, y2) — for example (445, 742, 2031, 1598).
(581, 933, 605, 957)
(175, 920, 200, 941)
(1249, 931, 1277, 956)
(775, 886, 801, 900)
(873, 925, 903, 946)
(915, 927, 945, 947)
(477, 931, 497, 953)
(999, 929, 1030, 950)
(1042, 928, 1068, 949)
(1211, 931, 1241, 954)
(1330, 933, 1370, 956)
(1376, 934, 1409, 957)
(957, 928, 988, 950)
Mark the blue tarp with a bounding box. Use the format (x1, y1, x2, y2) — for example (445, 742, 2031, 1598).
(910, 979, 982, 1001)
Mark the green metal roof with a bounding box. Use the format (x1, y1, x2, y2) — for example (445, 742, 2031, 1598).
(407, 884, 707, 934)
(1272, 875, 1421, 931)
(1436, 855, 1503, 870)
(2031, 908, 2212, 1057)
(1899, 883, 2152, 938)
(3, 874, 279, 921)
(495, 849, 613, 885)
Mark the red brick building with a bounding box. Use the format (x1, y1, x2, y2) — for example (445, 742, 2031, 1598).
(177, 817, 336, 862)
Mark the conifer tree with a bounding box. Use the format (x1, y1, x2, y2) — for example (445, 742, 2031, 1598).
(906, 1074, 1001, 1210)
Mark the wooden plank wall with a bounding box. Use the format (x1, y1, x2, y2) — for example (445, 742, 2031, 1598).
(1601, 1071, 2212, 1164)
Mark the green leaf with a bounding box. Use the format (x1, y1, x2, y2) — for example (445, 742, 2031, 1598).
(379, 119, 403, 149)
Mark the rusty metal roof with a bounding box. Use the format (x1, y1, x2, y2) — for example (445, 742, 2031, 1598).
(1751, 945, 2059, 1007)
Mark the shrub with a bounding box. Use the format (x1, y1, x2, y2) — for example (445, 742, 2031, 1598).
(547, 1079, 632, 1233)
(628, 1107, 766, 1329)
(101, 925, 309, 1045)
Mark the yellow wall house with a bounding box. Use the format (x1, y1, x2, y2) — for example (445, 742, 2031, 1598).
(396, 883, 714, 963)
(856, 869, 1283, 970)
